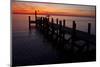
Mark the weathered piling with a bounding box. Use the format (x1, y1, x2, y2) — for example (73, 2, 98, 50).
(44, 17, 48, 33)
(56, 18, 59, 34)
(51, 18, 54, 36)
(88, 23, 91, 35)
(45, 17, 49, 35)
(72, 21, 76, 42)
(29, 16, 31, 29)
(56, 18, 58, 24)
(55, 18, 59, 41)
(36, 17, 39, 29)
(35, 10, 37, 27)
(35, 10, 37, 21)
(85, 23, 91, 51)
(41, 17, 44, 31)
(72, 21, 76, 31)
(51, 18, 54, 25)
(42, 17, 45, 30)
(62, 19, 66, 40)
(59, 20, 62, 41)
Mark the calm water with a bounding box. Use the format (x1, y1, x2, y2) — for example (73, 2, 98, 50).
(12, 14, 96, 35)
(12, 14, 96, 66)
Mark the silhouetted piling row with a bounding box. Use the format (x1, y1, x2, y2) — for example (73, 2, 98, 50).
(28, 15, 93, 42)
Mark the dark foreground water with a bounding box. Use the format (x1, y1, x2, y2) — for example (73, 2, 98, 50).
(12, 28, 96, 66)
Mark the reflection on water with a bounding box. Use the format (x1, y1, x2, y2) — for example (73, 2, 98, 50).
(13, 26, 68, 66)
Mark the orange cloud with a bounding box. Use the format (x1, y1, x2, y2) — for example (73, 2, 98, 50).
(12, 2, 96, 17)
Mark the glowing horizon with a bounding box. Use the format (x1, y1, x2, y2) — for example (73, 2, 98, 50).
(12, 2, 96, 17)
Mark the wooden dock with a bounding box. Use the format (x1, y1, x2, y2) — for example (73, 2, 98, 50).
(28, 11, 96, 53)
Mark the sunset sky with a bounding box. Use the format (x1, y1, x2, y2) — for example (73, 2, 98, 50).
(12, 2, 96, 17)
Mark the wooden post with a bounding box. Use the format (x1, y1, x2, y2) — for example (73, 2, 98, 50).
(42, 17, 44, 31)
(73, 21, 76, 31)
(44, 17, 47, 32)
(41, 17, 43, 29)
(72, 21, 76, 36)
(55, 18, 59, 41)
(51, 18, 54, 30)
(51, 18, 54, 38)
(59, 20, 62, 41)
(51, 18, 54, 24)
(46, 17, 49, 35)
(35, 10, 37, 27)
(39, 17, 41, 30)
(72, 21, 76, 42)
(62, 20, 66, 40)
(59, 20, 62, 33)
(59, 20, 62, 26)
(29, 16, 31, 29)
(88, 23, 91, 35)
(85, 23, 91, 52)
(63, 19, 66, 27)
(35, 10, 37, 21)
(56, 18, 58, 24)
(47, 17, 49, 23)
(56, 18, 59, 34)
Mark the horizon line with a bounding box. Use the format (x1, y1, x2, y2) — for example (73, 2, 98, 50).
(12, 12, 96, 18)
